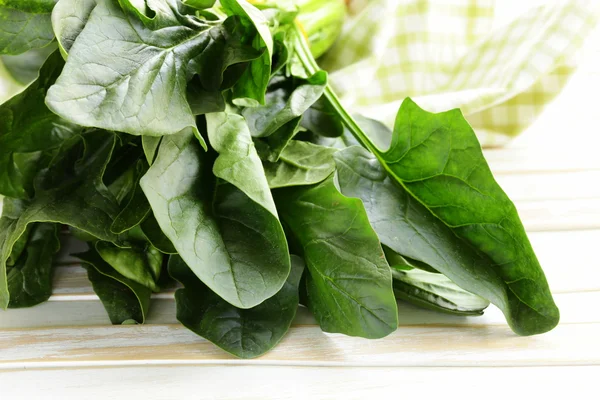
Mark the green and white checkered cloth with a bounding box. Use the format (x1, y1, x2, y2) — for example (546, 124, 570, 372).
(321, 0, 599, 146)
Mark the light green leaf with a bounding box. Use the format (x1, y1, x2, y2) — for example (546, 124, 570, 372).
(51, 0, 96, 55)
(264, 140, 337, 188)
(96, 241, 161, 292)
(276, 176, 398, 338)
(169, 253, 303, 359)
(206, 111, 278, 216)
(391, 267, 490, 316)
(140, 131, 290, 309)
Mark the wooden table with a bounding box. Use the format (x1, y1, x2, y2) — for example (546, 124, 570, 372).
(1, 25, 599, 400)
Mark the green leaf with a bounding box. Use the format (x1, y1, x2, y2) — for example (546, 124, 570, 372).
(140, 131, 290, 309)
(182, 0, 216, 10)
(78, 247, 151, 324)
(383, 245, 439, 274)
(206, 111, 279, 216)
(45, 0, 258, 145)
(262, 115, 302, 162)
(142, 136, 161, 166)
(242, 71, 327, 138)
(335, 99, 560, 336)
(7, 223, 60, 308)
(110, 161, 150, 234)
(391, 268, 490, 316)
(139, 215, 177, 254)
(0, 130, 120, 309)
(96, 241, 161, 292)
(263, 140, 337, 188)
(276, 176, 398, 338)
(0, 42, 57, 85)
(169, 253, 303, 359)
(221, 0, 273, 107)
(301, 95, 344, 138)
(51, 0, 97, 55)
(0, 50, 79, 199)
(0, 0, 58, 55)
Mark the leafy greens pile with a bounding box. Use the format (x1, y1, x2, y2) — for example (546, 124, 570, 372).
(0, 0, 559, 358)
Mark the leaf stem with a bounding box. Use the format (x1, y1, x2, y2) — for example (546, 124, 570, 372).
(292, 22, 379, 155)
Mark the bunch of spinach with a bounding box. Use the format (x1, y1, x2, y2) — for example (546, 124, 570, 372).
(0, 0, 559, 358)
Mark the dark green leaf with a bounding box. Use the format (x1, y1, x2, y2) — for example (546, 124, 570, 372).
(45, 0, 257, 145)
(7, 223, 60, 308)
(51, 0, 96, 55)
(221, 0, 273, 106)
(96, 241, 161, 292)
(301, 95, 344, 138)
(336, 98, 560, 336)
(169, 253, 303, 359)
(264, 140, 337, 188)
(110, 161, 151, 234)
(0, 51, 79, 198)
(140, 131, 290, 309)
(0, 130, 119, 309)
(242, 71, 327, 138)
(78, 247, 151, 324)
(186, 79, 226, 115)
(0, 0, 57, 55)
(140, 215, 177, 254)
(391, 268, 490, 316)
(276, 176, 398, 338)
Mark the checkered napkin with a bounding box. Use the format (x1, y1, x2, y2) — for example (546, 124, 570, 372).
(321, 0, 599, 146)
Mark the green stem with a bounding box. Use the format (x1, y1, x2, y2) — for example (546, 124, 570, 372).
(292, 23, 379, 155)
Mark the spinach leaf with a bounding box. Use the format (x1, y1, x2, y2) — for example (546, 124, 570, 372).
(110, 161, 150, 234)
(7, 223, 60, 308)
(0, 0, 57, 55)
(301, 96, 344, 138)
(78, 247, 151, 324)
(221, 0, 273, 107)
(0, 42, 57, 85)
(182, 0, 216, 10)
(45, 0, 258, 145)
(276, 176, 398, 339)
(206, 111, 279, 216)
(140, 215, 177, 254)
(391, 268, 490, 316)
(0, 50, 79, 199)
(383, 245, 439, 274)
(51, 0, 96, 55)
(140, 131, 290, 309)
(169, 253, 303, 359)
(242, 71, 327, 138)
(142, 136, 162, 166)
(335, 110, 559, 335)
(0, 130, 119, 309)
(96, 241, 161, 292)
(264, 140, 337, 188)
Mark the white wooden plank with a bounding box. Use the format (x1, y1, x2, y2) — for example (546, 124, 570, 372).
(1, 365, 598, 400)
(0, 322, 598, 368)
(0, 289, 597, 329)
(516, 198, 600, 231)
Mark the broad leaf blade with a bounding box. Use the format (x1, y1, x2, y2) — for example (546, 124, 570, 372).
(276, 176, 398, 339)
(264, 140, 337, 188)
(0, 0, 57, 55)
(7, 223, 60, 308)
(140, 131, 290, 309)
(391, 268, 489, 316)
(169, 253, 303, 359)
(51, 0, 97, 55)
